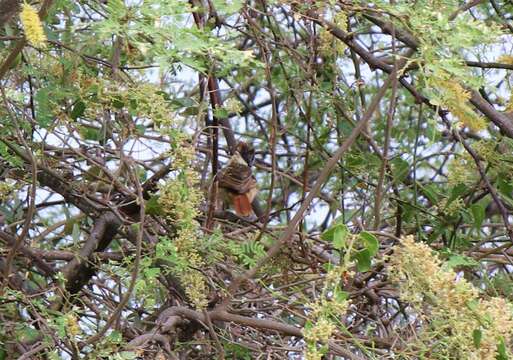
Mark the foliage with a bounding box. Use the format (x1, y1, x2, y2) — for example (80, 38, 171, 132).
(1, 0, 513, 359)
(390, 236, 513, 359)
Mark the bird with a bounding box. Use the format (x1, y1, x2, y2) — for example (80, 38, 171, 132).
(217, 142, 258, 217)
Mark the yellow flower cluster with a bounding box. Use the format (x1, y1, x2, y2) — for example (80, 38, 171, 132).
(158, 173, 201, 226)
(304, 317, 335, 360)
(435, 197, 464, 217)
(172, 231, 208, 309)
(0, 182, 13, 201)
(318, 30, 336, 57)
(304, 347, 324, 360)
(439, 79, 487, 132)
(473, 140, 498, 165)
(223, 97, 243, 115)
(447, 154, 476, 187)
(74, 79, 174, 131)
(158, 144, 207, 309)
(303, 264, 349, 359)
(497, 55, 513, 65)
(426, 69, 487, 132)
(389, 236, 513, 359)
(506, 92, 513, 112)
(334, 11, 348, 31)
(318, 11, 347, 57)
(20, 3, 46, 48)
(65, 313, 81, 336)
(180, 262, 208, 309)
(304, 317, 336, 344)
(129, 84, 174, 128)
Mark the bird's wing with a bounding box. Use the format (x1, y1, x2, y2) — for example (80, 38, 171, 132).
(218, 163, 255, 194)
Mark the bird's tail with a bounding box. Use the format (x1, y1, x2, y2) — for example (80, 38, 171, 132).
(233, 194, 253, 217)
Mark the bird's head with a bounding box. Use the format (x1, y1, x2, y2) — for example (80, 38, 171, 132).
(235, 141, 255, 167)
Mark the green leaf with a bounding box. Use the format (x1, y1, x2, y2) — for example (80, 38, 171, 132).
(497, 176, 513, 198)
(359, 231, 379, 256)
(225, 343, 253, 360)
(496, 177, 513, 208)
(78, 126, 101, 141)
(71, 100, 86, 120)
(108, 330, 123, 343)
(171, 97, 195, 109)
(112, 98, 124, 109)
(135, 124, 146, 135)
(48, 350, 60, 360)
(321, 225, 336, 242)
(63, 219, 76, 235)
(145, 195, 162, 215)
(181, 106, 199, 116)
(180, 56, 207, 73)
(129, 98, 138, 111)
(470, 203, 485, 229)
(16, 325, 40, 343)
(212, 0, 243, 14)
(490, 273, 513, 297)
(322, 224, 349, 250)
(420, 183, 439, 204)
(323, 262, 335, 272)
(391, 158, 409, 184)
(71, 222, 80, 244)
(303, 320, 313, 331)
(55, 316, 66, 338)
(333, 224, 349, 250)
(496, 337, 508, 360)
(472, 328, 482, 349)
(118, 352, 138, 360)
(445, 254, 478, 269)
(354, 249, 371, 272)
(447, 183, 468, 204)
(35, 87, 53, 127)
(144, 267, 160, 278)
(214, 107, 229, 119)
(466, 299, 479, 311)
(334, 288, 348, 303)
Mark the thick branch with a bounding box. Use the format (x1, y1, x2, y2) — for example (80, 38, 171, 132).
(155, 306, 364, 360)
(60, 212, 122, 295)
(354, 11, 513, 138)
(0, 0, 20, 28)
